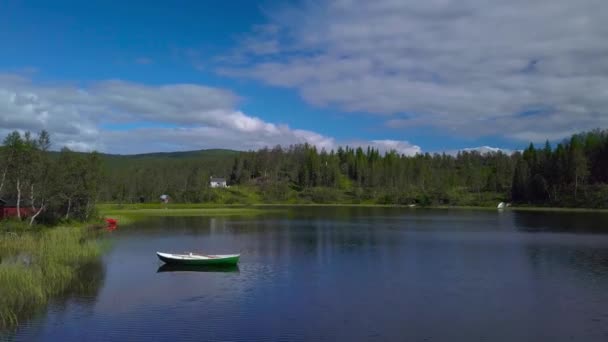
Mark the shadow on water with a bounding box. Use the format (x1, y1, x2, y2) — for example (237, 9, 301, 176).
(156, 264, 240, 273)
(9, 208, 608, 341)
(56, 259, 106, 304)
(524, 242, 608, 276)
(514, 210, 608, 234)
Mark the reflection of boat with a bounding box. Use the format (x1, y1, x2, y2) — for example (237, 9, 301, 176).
(156, 252, 240, 266)
(157, 263, 240, 273)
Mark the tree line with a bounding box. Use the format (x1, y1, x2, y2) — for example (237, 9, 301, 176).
(100, 129, 608, 208)
(512, 130, 608, 206)
(2, 129, 607, 219)
(0, 131, 102, 225)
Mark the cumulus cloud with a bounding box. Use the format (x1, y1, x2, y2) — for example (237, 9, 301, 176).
(345, 139, 421, 156)
(456, 146, 515, 155)
(460, 146, 509, 154)
(220, 0, 608, 142)
(0, 74, 416, 154)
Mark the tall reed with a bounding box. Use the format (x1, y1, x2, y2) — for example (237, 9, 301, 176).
(0, 224, 103, 330)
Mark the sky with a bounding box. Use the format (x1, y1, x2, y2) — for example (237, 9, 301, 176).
(1, 0, 607, 155)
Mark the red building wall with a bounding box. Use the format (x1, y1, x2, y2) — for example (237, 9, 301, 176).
(1, 207, 33, 219)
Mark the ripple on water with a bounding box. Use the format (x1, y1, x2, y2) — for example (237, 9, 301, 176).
(7, 210, 608, 341)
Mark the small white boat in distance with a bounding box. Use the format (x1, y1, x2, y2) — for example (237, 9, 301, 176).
(497, 202, 505, 209)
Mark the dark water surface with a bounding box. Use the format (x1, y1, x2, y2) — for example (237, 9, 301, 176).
(6, 208, 608, 341)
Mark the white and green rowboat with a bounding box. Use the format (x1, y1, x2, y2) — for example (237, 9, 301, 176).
(157, 252, 240, 266)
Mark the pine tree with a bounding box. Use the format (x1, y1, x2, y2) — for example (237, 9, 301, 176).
(511, 158, 530, 202)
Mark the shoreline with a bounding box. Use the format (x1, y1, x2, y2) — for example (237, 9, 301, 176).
(0, 224, 105, 331)
(4, 203, 606, 331)
(99, 203, 608, 216)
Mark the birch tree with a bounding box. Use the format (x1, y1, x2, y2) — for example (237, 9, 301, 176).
(2, 131, 25, 219)
(28, 131, 51, 226)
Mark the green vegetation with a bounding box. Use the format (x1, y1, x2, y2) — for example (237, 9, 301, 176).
(1, 131, 102, 225)
(2, 128, 608, 215)
(511, 131, 608, 207)
(1, 128, 607, 330)
(100, 206, 273, 217)
(0, 224, 104, 329)
(96, 129, 608, 209)
(0, 131, 106, 331)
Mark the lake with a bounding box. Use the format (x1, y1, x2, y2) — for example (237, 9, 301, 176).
(6, 208, 608, 341)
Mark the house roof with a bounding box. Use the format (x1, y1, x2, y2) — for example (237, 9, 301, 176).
(0, 198, 30, 206)
(210, 177, 226, 182)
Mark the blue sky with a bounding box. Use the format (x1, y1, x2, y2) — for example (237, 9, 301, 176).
(1, 0, 606, 154)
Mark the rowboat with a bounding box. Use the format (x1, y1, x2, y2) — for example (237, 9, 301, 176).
(157, 263, 239, 273)
(156, 252, 240, 266)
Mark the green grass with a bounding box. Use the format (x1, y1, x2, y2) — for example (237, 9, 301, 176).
(99, 202, 608, 217)
(101, 207, 273, 217)
(0, 224, 104, 330)
(98, 203, 281, 223)
(98, 203, 251, 210)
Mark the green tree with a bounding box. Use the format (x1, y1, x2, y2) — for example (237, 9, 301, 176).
(569, 136, 589, 201)
(511, 158, 530, 202)
(3, 131, 26, 219)
(27, 131, 52, 225)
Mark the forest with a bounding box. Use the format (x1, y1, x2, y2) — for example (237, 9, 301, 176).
(94, 128, 608, 209)
(0, 131, 102, 225)
(1, 129, 608, 225)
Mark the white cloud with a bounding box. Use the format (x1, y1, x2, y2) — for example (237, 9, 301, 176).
(438, 146, 516, 156)
(0, 74, 418, 154)
(91, 80, 239, 125)
(97, 126, 319, 154)
(349, 139, 421, 156)
(460, 146, 514, 155)
(221, 0, 608, 141)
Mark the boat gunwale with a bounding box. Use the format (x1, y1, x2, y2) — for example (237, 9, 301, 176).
(156, 252, 240, 261)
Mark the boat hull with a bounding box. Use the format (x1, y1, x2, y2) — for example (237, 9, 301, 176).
(157, 264, 239, 273)
(157, 252, 240, 266)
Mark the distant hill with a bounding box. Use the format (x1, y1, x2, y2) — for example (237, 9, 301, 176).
(0, 146, 240, 174)
(97, 149, 241, 173)
(101, 149, 240, 160)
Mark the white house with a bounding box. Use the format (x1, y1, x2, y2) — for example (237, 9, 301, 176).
(210, 177, 227, 188)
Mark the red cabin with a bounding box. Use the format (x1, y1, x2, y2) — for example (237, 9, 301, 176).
(0, 198, 33, 219)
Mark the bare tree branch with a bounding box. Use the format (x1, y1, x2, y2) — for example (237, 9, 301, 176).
(29, 200, 45, 226)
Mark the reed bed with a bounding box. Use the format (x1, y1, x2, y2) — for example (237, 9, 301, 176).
(0, 225, 103, 330)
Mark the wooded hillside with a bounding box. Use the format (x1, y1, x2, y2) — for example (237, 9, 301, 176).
(2, 129, 608, 222)
(99, 129, 608, 208)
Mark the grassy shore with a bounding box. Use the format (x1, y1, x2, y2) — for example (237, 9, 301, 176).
(99, 204, 277, 220)
(0, 223, 104, 330)
(100, 202, 608, 212)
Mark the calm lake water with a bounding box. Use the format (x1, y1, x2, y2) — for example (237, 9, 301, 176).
(6, 208, 608, 341)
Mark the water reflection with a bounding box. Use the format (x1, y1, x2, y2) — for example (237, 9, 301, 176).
(514, 210, 608, 233)
(1, 259, 106, 340)
(60, 259, 106, 303)
(524, 241, 608, 277)
(156, 264, 240, 273)
(9, 208, 608, 342)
